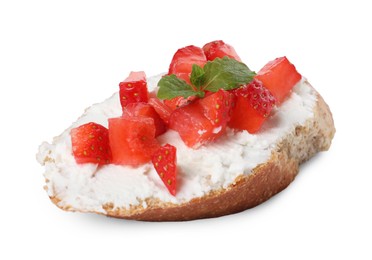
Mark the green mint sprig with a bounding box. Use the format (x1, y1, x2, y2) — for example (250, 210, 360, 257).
(157, 57, 256, 100)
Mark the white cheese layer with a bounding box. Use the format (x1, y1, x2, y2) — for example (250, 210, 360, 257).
(37, 75, 316, 213)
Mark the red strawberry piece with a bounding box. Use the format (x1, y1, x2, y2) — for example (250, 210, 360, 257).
(119, 71, 149, 108)
(164, 95, 197, 111)
(108, 116, 160, 166)
(71, 122, 112, 165)
(255, 56, 301, 104)
(169, 101, 214, 148)
(148, 97, 173, 125)
(168, 45, 207, 84)
(123, 102, 167, 137)
(198, 89, 234, 127)
(202, 40, 241, 61)
(152, 144, 177, 196)
(167, 45, 207, 110)
(169, 90, 233, 148)
(229, 79, 276, 133)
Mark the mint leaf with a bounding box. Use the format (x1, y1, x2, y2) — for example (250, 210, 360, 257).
(202, 57, 256, 92)
(157, 57, 255, 100)
(190, 64, 205, 89)
(157, 75, 205, 100)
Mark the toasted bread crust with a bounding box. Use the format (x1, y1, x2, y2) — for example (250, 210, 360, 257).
(46, 86, 335, 221)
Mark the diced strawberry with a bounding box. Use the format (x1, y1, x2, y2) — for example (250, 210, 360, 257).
(169, 90, 233, 148)
(71, 122, 112, 165)
(255, 57, 301, 104)
(169, 102, 215, 148)
(166, 46, 207, 110)
(198, 89, 234, 127)
(123, 102, 166, 137)
(164, 95, 197, 111)
(148, 97, 172, 125)
(229, 80, 276, 133)
(108, 116, 160, 166)
(168, 45, 207, 84)
(119, 71, 149, 108)
(229, 95, 263, 133)
(152, 144, 177, 196)
(202, 40, 241, 61)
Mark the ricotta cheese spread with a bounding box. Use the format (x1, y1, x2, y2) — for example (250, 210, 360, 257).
(37, 75, 317, 213)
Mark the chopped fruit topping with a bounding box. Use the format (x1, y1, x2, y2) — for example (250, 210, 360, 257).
(164, 95, 197, 111)
(148, 97, 173, 124)
(168, 45, 207, 84)
(198, 89, 234, 126)
(123, 102, 166, 137)
(229, 79, 276, 133)
(108, 116, 160, 166)
(152, 144, 177, 196)
(255, 57, 301, 104)
(71, 122, 112, 165)
(203, 40, 241, 61)
(119, 71, 149, 108)
(169, 90, 233, 148)
(245, 79, 276, 117)
(169, 101, 215, 148)
(166, 46, 207, 108)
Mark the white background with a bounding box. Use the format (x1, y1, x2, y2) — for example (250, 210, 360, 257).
(1, 0, 371, 259)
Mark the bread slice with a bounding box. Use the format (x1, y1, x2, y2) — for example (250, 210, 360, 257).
(37, 77, 335, 221)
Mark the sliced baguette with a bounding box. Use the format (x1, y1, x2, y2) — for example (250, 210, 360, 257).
(38, 81, 335, 221)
